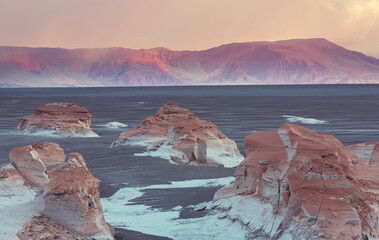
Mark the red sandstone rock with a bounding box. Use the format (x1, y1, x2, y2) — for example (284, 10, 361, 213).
(9, 142, 67, 187)
(9, 145, 49, 187)
(213, 123, 379, 240)
(17, 215, 78, 239)
(111, 102, 243, 167)
(346, 141, 379, 166)
(32, 142, 66, 168)
(15, 103, 98, 137)
(43, 155, 112, 238)
(60, 152, 87, 169)
(2, 142, 113, 239)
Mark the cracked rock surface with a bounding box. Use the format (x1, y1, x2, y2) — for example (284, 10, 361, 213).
(1, 142, 113, 240)
(213, 123, 379, 240)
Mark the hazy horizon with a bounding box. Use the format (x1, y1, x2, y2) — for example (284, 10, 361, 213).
(0, 0, 378, 58)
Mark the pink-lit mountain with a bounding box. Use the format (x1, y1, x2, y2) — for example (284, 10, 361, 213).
(1, 38, 378, 87)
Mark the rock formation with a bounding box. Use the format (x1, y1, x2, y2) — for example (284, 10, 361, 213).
(17, 215, 79, 240)
(111, 102, 243, 167)
(346, 141, 379, 166)
(43, 153, 110, 238)
(1, 142, 113, 239)
(9, 142, 66, 187)
(32, 142, 66, 168)
(15, 103, 98, 137)
(213, 123, 379, 239)
(9, 145, 49, 187)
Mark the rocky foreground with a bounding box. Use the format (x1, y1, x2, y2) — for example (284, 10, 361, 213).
(15, 103, 98, 137)
(111, 102, 243, 167)
(213, 123, 379, 239)
(0, 142, 113, 239)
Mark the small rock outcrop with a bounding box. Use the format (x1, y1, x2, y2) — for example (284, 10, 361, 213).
(213, 123, 379, 240)
(111, 102, 243, 167)
(346, 141, 379, 166)
(1, 142, 113, 239)
(15, 103, 98, 137)
(104, 121, 128, 129)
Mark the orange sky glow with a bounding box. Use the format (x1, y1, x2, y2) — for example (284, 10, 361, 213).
(0, 0, 378, 57)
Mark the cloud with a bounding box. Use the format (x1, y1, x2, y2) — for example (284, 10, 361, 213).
(0, 0, 378, 57)
(346, 0, 379, 17)
(318, 0, 379, 56)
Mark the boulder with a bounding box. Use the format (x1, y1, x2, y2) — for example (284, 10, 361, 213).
(213, 123, 379, 240)
(61, 152, 87, 169)
(15, 103, 98, 137)
(9, 142, 67, 187)
(43, 155, 112, 238)
(2, 142, 113, 239)
(111, 102, 243, 167)
(9, 145, 49, 187)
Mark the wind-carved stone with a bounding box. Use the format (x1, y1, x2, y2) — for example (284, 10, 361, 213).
(111, 102, 243, 167)
(15, 103, 98, 137)
(213, 124, 379, 240)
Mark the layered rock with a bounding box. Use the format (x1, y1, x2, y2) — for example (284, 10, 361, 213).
(17, 215, 78, 239)
(42, 153, 109, 237)
(111, 102, 243, 167)
(213, 123, 379, 239)
(32, 142, 66, 168)
(15, 103, 98, 137)
(1, 142, 113, 239)
(346, 141, 379, 166)
(9, 145, 49, 187)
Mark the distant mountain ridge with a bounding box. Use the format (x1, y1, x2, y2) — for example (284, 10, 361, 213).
(1, 38, 378, 87)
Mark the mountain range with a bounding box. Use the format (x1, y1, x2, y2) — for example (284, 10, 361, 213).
(1, 38, 378, 87)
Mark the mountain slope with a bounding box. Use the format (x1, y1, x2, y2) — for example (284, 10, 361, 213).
(1, 38, 378, 87)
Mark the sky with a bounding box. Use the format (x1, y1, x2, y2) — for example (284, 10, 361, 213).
(0, 0, 378, 58)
